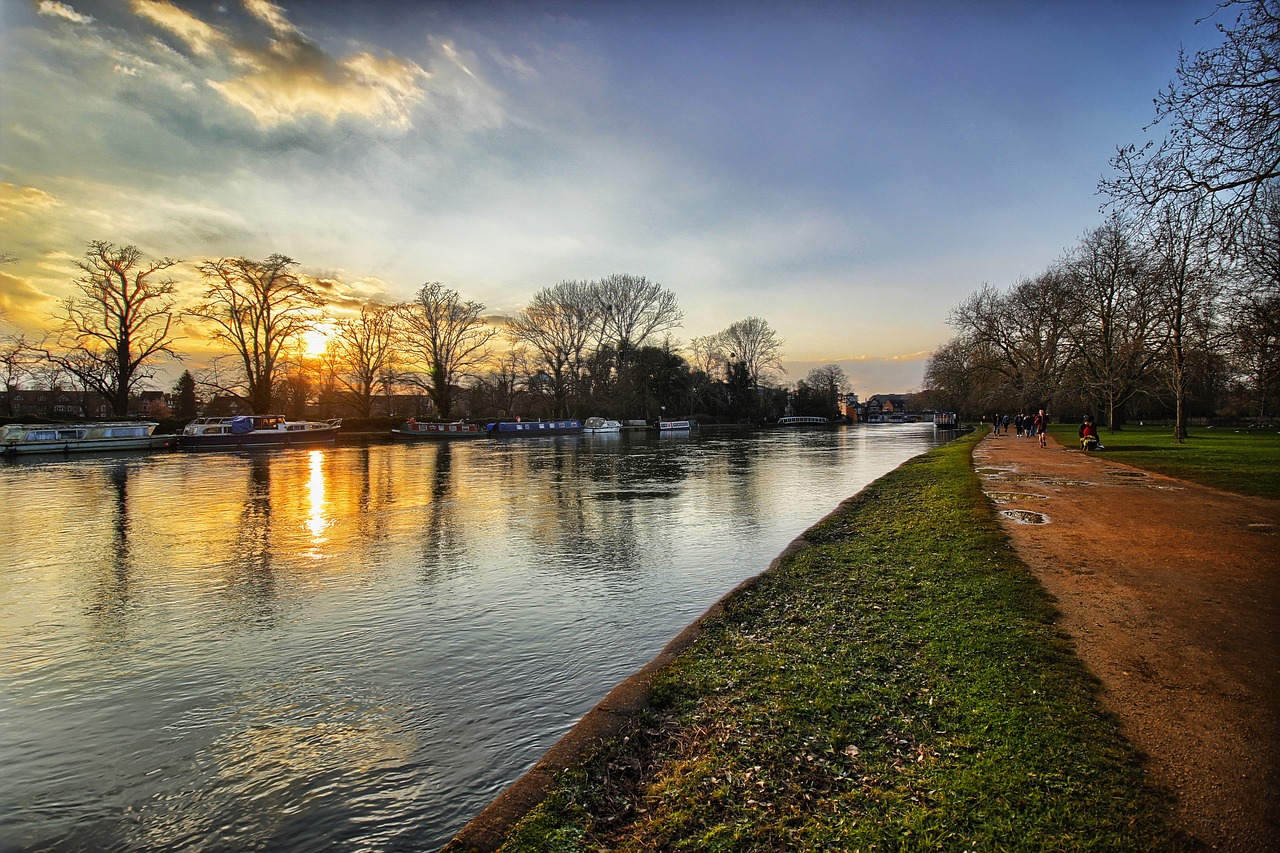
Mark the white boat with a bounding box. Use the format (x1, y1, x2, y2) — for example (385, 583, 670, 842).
(582, 417, 622, 433)
(180, 414, 341, 449)
(1, 421, 176, 455)
(777, 416, 830, 427)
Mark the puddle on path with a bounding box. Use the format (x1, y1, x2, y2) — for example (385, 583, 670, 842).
(1000, 509, 1050, 525)
(985, 491, 1048, 504)
(1106, 470, 1149, 478)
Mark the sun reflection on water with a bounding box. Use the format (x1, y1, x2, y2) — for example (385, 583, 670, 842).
(305, 450, 329, 545)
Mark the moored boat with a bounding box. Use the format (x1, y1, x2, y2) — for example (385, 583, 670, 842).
(179, 414, 341, 449)
(582, 417, 622, 434)
(1, 421, 176, 455)
(486, 419, 583, 436)
(391, 420, 486, 439)
(777, 415, 830, 427)
(656, 419, 695, 431)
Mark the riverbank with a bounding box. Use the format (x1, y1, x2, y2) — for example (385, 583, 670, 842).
(445, 430, 1185, 851)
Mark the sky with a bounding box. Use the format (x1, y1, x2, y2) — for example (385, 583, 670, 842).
(0, 0, 1229, 395)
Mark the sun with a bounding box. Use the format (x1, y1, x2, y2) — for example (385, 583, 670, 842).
(302, 324, 337, 356)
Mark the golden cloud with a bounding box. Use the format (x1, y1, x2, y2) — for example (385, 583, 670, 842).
(209, 52, 427, 129)
(36, 1, 93, 25)
(0, 183, 62, 222)
(130, 0, 227, 58)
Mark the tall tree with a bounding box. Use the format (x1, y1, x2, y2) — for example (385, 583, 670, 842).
(1065, 218, 1168, 430)
(44, 241, 180, 416)
(171, 369, 199, 420)
(398, 282, 496, 420)
(1227, 182, 1280, 414)
(1146, 197, 1223, 440)
(506, 280, 596, 417)
(191, 254, 322, 415)
(1105, 0, 1280, 240)
(326, 304, 400, 418)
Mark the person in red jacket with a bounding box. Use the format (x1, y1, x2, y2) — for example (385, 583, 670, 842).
(1078, 415, 1100, 451)
(1034, 409, 1048, 448)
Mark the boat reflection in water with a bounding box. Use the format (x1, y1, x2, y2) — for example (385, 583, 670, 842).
(0, 424, 948, 851)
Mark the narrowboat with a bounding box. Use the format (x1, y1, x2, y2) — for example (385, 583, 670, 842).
(179, 415, 341, 449)
(777, 416, 830, 427)
(391, 420, 486, 439)
(485, 419, 583, 436)
(656, 419, 696, 431)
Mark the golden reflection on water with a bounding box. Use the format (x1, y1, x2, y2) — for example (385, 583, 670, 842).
(305, 450, 329, 545)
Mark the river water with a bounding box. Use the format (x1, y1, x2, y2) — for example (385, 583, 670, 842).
(0, 424, 944, 852)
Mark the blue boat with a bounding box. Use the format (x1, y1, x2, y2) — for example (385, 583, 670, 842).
(485, 419, 583, 436)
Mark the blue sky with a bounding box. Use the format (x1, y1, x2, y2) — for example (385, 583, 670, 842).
(0, 0, 1225, 393)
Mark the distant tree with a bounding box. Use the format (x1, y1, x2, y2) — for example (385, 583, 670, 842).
(802, 364, 849, 418)
(1227, 183, 1280, 414)
(716, 317, 786, 390)
(172, 369, 199, 420)
(326, 304, 399, 418)
(506, 280, 596, 417)
(398, 282, 496, 420)
(44, 241, 180, 416)
(1104, 0, 1280, 240)
(191, 254, 322, 415)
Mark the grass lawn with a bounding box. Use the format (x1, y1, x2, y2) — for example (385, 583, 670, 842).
(482, 431, 1185, 852)
(1048, 423, 1280, 500)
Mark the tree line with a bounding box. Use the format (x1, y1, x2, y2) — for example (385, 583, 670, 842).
(1, 247, 851, 423)
(923, 0, 1279, 438)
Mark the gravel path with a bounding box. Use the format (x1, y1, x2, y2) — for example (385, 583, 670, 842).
(976, 432, 1280, 851)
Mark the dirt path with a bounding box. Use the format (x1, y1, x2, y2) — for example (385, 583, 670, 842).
(976, 432, 1280, 851)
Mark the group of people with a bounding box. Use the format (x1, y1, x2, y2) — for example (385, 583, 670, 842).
(990, 409, 1049, 448)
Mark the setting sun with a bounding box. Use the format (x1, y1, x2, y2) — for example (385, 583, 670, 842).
(303, 324, 337, 356)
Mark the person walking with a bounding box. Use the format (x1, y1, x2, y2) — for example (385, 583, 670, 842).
(1034, 409, 1048, 448)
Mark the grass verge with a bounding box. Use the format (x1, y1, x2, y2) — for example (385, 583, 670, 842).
(489, 431, 1184, 852)
(1048, 423, 1280, 500)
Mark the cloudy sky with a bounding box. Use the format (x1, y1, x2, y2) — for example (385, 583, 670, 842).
(0, 0, 1225, 393)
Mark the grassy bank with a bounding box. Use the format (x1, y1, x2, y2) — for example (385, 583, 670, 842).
(1048, 423, 1280, 500)
(483, 432, 1183, 852)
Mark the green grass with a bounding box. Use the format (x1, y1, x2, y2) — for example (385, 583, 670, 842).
(488, 432, 1185, 852)
(1048, 423, 1280, 499)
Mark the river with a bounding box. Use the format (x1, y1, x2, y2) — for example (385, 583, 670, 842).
(0, 424, 944, 851)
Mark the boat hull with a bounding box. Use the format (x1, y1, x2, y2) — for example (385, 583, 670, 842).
(179, 428, 339, 449)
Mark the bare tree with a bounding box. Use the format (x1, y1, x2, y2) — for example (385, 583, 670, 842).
(591, 274, 684, 353)
(191, 254, 323, 415)
(506, 280, 597, 417)
(43, 241, 180, 416)
(1105, 0, 1280, 240)
(1227, 182, 1280, 414)
(1065, 218, 1169, 430)
(1146, 197, 1224, 440)
(716, 316, 786, 390)
(325, 304, 400, 418)
(398, 282, 496, 420)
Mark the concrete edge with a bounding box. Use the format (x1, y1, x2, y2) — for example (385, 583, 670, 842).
(441, 533, 822, 852)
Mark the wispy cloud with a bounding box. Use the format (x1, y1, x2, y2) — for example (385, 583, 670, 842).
(128, 0, 429, 129)
(35, 1, 92, 25)
(0, 183, 62, 221)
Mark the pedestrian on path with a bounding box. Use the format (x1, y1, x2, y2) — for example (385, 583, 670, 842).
(1034, 409, 1048, 447)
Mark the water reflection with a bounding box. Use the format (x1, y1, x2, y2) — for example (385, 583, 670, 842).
(0, 426, 946, 851)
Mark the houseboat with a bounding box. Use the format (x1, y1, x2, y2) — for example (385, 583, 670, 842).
(657, 419, 696, 431)
(485, 419, 583, 436)
(179, 415, 341, 449)
(1, 421, 176, 456)
(582, 417, 622, 434)
(391, 420, 486, 439)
